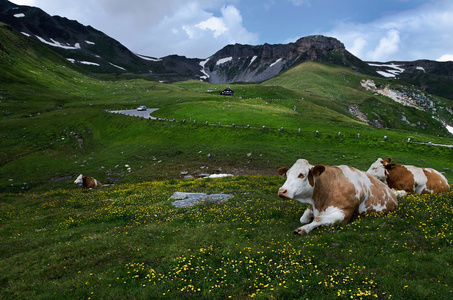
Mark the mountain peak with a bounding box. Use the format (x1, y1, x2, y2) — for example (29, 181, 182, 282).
(294, 35, 345, 51)
(200, 35, 367, 84)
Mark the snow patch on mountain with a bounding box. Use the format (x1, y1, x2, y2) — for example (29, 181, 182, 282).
(270, 58, 282, 68)
(199, 58, 210, 80)
(109, 63, 126, 70)
(248, 56, 257, 67)
(368, 63, 404, 78)
(216, 57, 232, 65)
(446, 124, 453, 135)
(67, 58, 99, 66)
(36, 36, 81, 50)
(135, 53, 161, 61)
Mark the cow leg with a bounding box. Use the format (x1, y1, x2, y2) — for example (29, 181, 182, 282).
(294, 206, 346, 235)
(300, 206, 314, 224)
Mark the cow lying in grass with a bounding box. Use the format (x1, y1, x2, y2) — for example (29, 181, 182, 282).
(74, 174, 102, 189)
(367, 158, 450, 194)
(278, 159, 398, 235)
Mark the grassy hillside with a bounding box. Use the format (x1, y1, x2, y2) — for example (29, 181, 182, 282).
(1, 20, 453, 300)
(1, 176, 453, 299)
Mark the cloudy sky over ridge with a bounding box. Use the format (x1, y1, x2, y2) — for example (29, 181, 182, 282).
(8, 0, 453, 62)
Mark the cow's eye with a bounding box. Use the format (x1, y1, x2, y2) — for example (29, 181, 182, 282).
(298, 173, 304, 179)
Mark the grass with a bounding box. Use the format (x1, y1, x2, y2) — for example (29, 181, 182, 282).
(2, 109, 452, 193)
(1, 22, 453, 298)
(1, 177, 453, 299)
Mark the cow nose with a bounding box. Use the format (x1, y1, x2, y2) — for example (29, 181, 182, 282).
(278, 189, 288, 198)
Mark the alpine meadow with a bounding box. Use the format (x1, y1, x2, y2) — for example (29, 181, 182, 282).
(1, 20, 453, 300)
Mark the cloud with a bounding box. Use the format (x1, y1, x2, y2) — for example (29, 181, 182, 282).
(437, 54, 453, 62)
(196, 15, 228, 38)
(11, 0, 35, 5)
(10, 0, 257, 58)
(325, 0, 453, 61)
(290, 0, 310, 6)
(349, 36, 367, 58)
(366, 29, 400, 61)
(150, 4, 258, 57)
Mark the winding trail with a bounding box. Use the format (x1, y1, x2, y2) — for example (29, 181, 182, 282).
(108, 108, 160, 119)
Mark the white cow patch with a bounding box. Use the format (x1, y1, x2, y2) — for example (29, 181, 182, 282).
(74, 174, 83, 185)
(300, 206, 314, 224)
(366, 158, 387, 182)
(339, 166, 374, 200)
(297, 206, 345, 234)
(405, 165, 427, 194)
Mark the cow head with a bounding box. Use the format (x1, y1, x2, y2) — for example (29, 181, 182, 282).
(278, 159, 326, 201)
(381, 158, 397, 170)
(366, 158, 391, 182)
(74, 174, 84, 185)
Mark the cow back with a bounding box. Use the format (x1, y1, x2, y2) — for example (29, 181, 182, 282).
(423, 168, 449, 194)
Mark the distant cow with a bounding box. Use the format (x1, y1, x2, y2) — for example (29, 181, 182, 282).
(278, 159, 398, 235)
(74, 174, 102, 189)
(367, 158, 450, 194)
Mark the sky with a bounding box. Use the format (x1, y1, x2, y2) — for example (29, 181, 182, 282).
(8, 0, 453, 62)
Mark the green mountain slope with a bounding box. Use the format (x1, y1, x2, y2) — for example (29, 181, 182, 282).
(0, 22, 452, 193)
(263, 62, 453, 135)
(0, 22, 93, 115)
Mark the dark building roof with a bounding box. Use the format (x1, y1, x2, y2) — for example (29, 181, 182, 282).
(220, 87, 234, 96)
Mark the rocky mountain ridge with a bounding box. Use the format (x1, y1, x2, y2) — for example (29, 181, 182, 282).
(200, 35, 376, 83)
(1, 0, 453, 99)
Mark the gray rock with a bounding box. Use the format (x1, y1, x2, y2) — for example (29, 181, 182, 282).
(170, 192, 234, 208)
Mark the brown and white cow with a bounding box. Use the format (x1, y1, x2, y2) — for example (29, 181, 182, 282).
(367, 158, 450, 194)
(278, 159, 398, 235)
(74, 174, 102, 189)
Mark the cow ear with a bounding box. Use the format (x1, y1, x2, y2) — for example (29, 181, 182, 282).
(383, 158, 392, 165)
(384, 163, 396, 170)
(312, 165, 326, 177)
(308, 170, 314, 186)
(278, 167, 289, 177)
